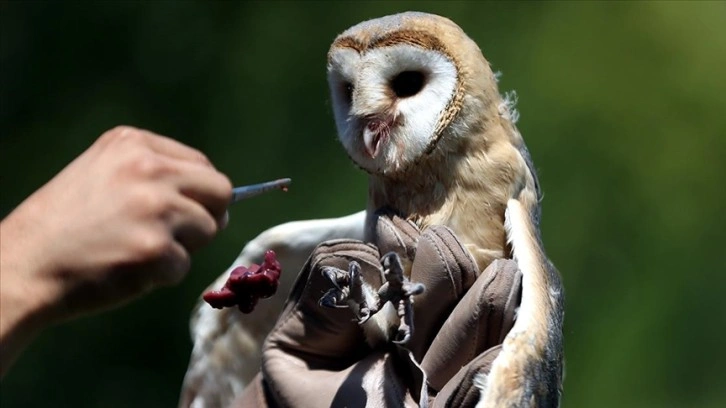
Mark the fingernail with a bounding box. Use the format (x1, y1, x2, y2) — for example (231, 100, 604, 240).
(221, 211, 230, 230)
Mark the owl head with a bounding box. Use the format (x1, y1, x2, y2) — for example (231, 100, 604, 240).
(327, 12, 504, 177)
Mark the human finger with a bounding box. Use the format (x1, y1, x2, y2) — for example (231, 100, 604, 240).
(166, 192, 221, 253)
(431, 346, 503, 408)
(422, 259, 521, 392)
(404, 225, 480, 360)
(105, 126, 215, 168)
(371, 208, 420, 260)
(166, 158, 233, 227)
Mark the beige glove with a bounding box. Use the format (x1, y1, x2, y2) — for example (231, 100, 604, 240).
(235, 211, 522, 407)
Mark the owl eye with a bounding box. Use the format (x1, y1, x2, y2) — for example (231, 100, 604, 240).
(342, 82, 354, 103)
(390, 71, 426, 98)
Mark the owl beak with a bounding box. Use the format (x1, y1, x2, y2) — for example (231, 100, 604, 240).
(363, 129, 382, 158)
(362, 117, 392, 159)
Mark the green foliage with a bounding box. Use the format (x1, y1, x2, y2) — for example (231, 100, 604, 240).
(1, 1, 724, 407)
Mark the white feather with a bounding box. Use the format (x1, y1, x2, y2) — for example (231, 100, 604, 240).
(179, 211, 367, 408)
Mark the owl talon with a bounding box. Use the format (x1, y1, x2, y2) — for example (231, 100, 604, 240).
(321, 266, 350, 290)
(377, 252, 425, 344)
(356, 307, 372, 324)
(393, 328, 411, 345)
(405, 282, 425, 297)
(319, 288, 349, 308)
(319, 266, 352, 308)
(394, 297, 416, 345)
(318, 254, 424, 344)
(347, 261, 380, 323)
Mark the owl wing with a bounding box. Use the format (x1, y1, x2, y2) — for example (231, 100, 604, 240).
(178, 210, 367, 408)
(473, 197, 564, 407)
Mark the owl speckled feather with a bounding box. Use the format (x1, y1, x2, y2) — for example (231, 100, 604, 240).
(326, 12, 564, 407)
(180, 11, 564, 408)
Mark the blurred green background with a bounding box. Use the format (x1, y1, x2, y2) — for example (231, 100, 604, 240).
(1, 1, 725, 407)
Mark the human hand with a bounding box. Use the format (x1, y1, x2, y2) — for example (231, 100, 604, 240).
(0, 126, 232, 329)
(234, 210, 522, 407)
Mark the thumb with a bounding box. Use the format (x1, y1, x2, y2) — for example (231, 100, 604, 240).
(423, 259, 522, 393)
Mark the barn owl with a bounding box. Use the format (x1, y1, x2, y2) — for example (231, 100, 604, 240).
(180, 11, 563, 408)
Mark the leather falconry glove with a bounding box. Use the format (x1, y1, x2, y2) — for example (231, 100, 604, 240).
(235, 210, 522, 407)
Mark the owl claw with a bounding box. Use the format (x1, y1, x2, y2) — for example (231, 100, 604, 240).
(393, 328, 411, 345)
(405, 282, 425, 297)
(347, 261, 379, 323)
(377, 252, 425, 345)
(319, 287, 349, 308)
(319, 266, 352, 308)
(321, 266, 349, 290)
(318, 253, 425, 345)
(356, 307, 372, 324)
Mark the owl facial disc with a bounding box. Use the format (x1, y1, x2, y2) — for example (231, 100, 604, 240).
(328, 40, 458, 175)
